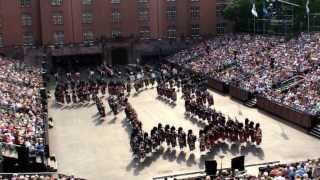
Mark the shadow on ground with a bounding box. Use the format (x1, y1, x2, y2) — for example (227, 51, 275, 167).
(122, 118, 264, 175)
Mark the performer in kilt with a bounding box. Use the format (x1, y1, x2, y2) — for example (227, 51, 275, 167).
(177, 127, 187, 150)
(187, 130, 197, 151)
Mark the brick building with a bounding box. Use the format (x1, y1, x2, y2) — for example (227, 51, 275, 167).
(215, 0, 233, 34)
(0, 0, 41, 47)
(0, 0, 229, 66)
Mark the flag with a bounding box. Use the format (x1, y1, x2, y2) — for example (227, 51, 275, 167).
(306, 0, 310, 14)
(263, 1, 268, 17)
(251, 3, 258, 17)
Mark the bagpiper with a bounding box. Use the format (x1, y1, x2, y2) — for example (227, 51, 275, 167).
(255, 123, 262, 145)
(187, 130, 197, 151)
(170, 126, 177, 148)
(164, 125, 171, 146)
(177, 127, 187, 149)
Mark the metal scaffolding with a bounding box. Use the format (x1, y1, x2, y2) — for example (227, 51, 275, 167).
(251, 0, 297, 36)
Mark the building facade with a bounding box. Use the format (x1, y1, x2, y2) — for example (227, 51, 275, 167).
(0, 0, 229, 66)
(0, 0, 221, 47)
(0, 0, 42, 47)
(215, 0, 233, 34)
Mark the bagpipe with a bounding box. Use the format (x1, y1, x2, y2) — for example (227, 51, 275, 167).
(144, 78, 150, 87)
(126, 83, 131, 94)
(170, 131, 177, 148)
(187, 131, 197, 151)
(207, 95, 214, 106)
(100, 84, 106, 95)
(150, 78, 156, 86)
(157, 84, 177, 102)
(108, 82, 125, 96)
(65, 92, 71, 104)
(134, 80, 144, 92)
(177, 132, 187, 149)
(199, 136, 206, 152)
(108, 96, 119, 115)
(95, 98, 106, 117)
(255, 127, 262, 145)
(150, 72, 156, 86)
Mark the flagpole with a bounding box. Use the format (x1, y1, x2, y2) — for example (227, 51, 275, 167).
(253, 0, 256, 34)
(308, 13, 310, 32)
(306, 0, 310, 32)
(254, 16, 256, 34)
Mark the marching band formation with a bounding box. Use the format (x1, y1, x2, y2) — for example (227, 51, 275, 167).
(156, 83, 178, 103)
(54, 65, 262, 161)
(54, 80, 105, 105)
(54, 69, 156, 116)
(125, 102, 197, 160)
(198, 117, 262, 152)
(94, 96, 106, 117)
(181, 78, 262, 151)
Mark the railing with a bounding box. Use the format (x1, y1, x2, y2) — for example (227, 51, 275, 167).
(256, 96, 317, 129)
(152, 161, 280, 180)
(275, 75, 304, 92)
(0, 172, 58, 180)
(166, 60, 319, 130)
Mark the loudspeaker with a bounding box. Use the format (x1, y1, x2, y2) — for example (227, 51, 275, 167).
(2, 156, 19, 172)
(17, 146, 30, 171)
(41, 60, 47, 69)
(40, 88, 47, 99)
(205, 160, 217, 175)
(231, 156, 245, 171)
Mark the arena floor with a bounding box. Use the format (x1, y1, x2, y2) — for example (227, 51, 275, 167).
(48, 87, 320, 180)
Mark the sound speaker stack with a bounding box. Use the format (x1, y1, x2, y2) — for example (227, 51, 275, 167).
(205, 160, 217, 176)
(231, 156, 245, 172)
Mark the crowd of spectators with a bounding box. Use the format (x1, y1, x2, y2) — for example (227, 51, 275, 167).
(0, 173, 85, 180)
(167, 33, 320, 115)
(0, 57, 47, 158)
(237, 33, 316, 93)
(7, 158, 313, 180)
(259, 158, 320, 179)
(263, 68, 320, 115)
(161, 159, 320, 180)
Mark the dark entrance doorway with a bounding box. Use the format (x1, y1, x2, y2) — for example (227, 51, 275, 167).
(141, 55, 160, 66)
(111, 48, 128, 65)
(52, 54, 102, 72)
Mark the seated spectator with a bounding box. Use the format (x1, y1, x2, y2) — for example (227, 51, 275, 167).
(0, 56, 47, 159)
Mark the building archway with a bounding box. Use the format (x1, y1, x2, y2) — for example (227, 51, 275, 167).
(111, 48, 128, 65)
(52, 54, 102, 72)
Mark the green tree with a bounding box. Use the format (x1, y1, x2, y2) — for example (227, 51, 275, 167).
(223, 0, 253, 32)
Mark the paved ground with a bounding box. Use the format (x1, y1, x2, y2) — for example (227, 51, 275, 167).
(48, 87, 320, 180)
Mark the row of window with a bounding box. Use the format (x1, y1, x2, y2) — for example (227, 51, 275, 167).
(19, 0, 202, 8)
(167, 6, 200, 20)
(47, 8, 199, 25)
(138, 7, 149, 22)
(216, 4, 226, 17)
(167, 0, 199, 2)
(0, 25, 203, 47)
(20, 9, 200, 27)
(114, 5, 200, 23)
(0, 31, 95, 47)
(20, 0, 92, 7)
(21, 10, 148, 27)
(53, 31, 95, 44)
(51, 11, 121, 25)
(20, 6, 199, 27)
(52, 24, 200, 44)
(21, 12, 93, 26)
(0, 32, 34, 47)
(138, 24, 200, 39)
